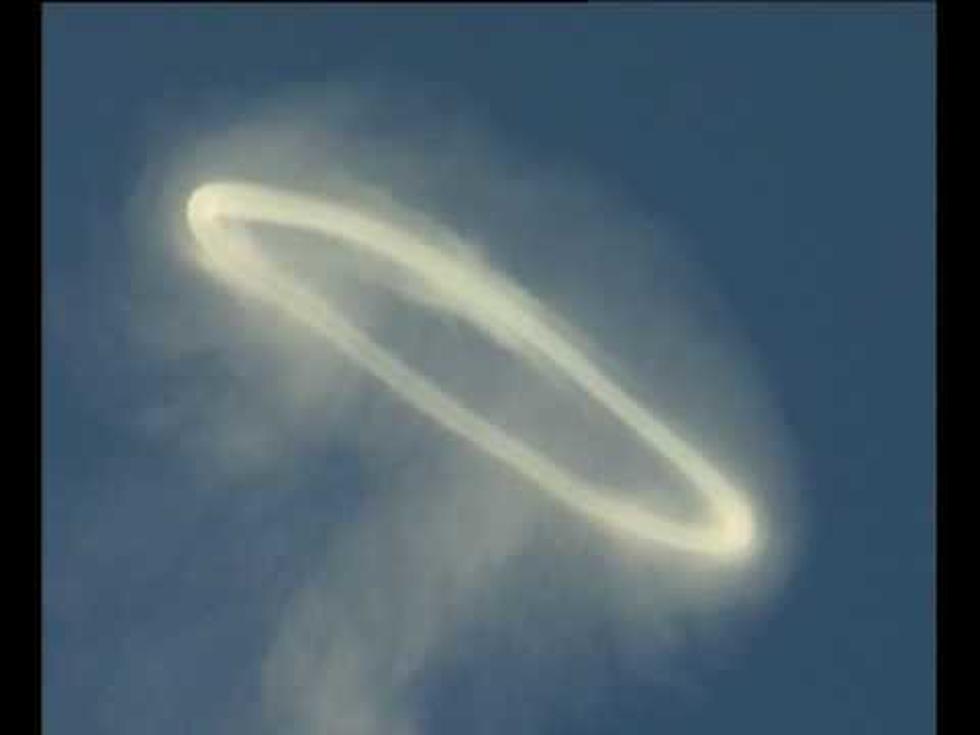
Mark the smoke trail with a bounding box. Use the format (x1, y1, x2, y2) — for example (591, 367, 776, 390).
(117, 87, 800, 734)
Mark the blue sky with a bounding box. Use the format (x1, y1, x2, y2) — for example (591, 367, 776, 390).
(44, 6, 934, 734)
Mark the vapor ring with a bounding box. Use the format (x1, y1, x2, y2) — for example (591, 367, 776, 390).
(186, 180, 758, 561)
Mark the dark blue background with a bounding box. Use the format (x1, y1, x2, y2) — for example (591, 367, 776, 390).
(44, 6, 934, 734)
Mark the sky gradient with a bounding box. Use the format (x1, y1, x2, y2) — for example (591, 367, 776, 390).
(44, 6, 935, 734)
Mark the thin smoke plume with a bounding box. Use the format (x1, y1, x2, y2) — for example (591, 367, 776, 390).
(107, 84, 802, 733)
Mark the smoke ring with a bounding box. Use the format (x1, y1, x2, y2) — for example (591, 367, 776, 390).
(185, 180, 758, 561)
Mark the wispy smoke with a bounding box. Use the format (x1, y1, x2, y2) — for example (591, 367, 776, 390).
(106, 84, 801, 733)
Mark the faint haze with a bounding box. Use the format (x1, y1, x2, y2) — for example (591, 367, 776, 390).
(44, 7, 934, 735)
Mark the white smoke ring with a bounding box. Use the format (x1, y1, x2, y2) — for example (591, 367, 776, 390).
(186, 180, 758, 561)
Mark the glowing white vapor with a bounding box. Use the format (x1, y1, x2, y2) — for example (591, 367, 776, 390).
(185, 180, 758, 561)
